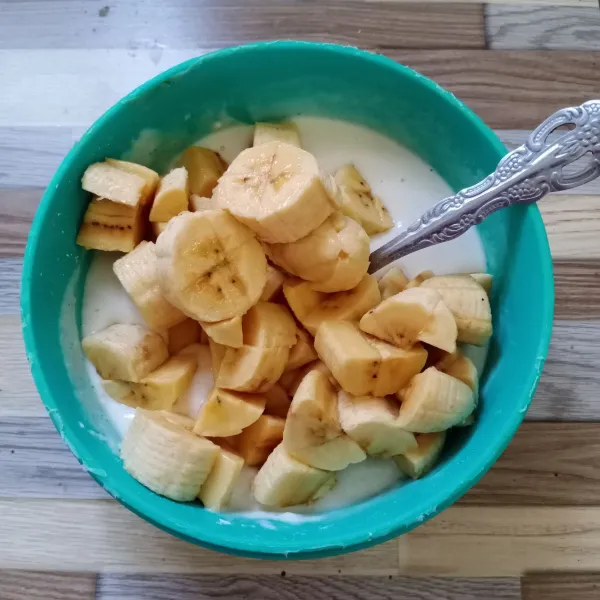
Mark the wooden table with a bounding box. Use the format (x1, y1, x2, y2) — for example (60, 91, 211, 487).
(1, 1, 600, 598)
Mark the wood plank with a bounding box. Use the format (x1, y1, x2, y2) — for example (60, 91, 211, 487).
(0, 499, 399, 574)
(0, 258, 21, 315)
(0, 1, 485, 50)
(97, 573, 520, 600)
(0, 188, 38, 258)
(0, 570, 96, 600)
(522, 573, 600, 600)
(554, 262, 600, 319)
(486, 5, 600, 51)
(2, 50, 598, 129)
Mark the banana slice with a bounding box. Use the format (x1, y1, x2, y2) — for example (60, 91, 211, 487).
(252, 443, 336, 507)
(82, 324, 169, 382)
(152, 221, 169, 239)
(260, 264, 286, 302)
(216, 345, 290, 393)
(283, 370, 366, 471)
(418, 298, 458, 354)
(208, 339, 226, 376)
(421, 275, 492, 345)
(121, 408, 219, 501)
(155, 210, 267, 322)
(396, 367, 475, 432)
(279, 359, 335, 397)
(378, 267, 409, 300)
(337, 392, 417, 457)
(200, 316, 243, 348)
(105, 158, 160, 202)
(242, 302, 297, 348)
(332, 164, 393, 235)
(236, 414, 286, 467)
(284, 274, 381, 336)
(395, 431, 446, 479)
(113, 241, 187, 332)
(181, 146, 226, 197)
(190, 194, 218, 212)
(405, 270, 434, 289)
(149, 167, 189, 223)
(266, 214, 370, 293)
(193, 388, 266, 436)
(253, 122, 301, 147)
(199, 446, 245, 510)
(76, 197, 143, 252)
(167, 318, 202, 355)
(264, 383, 292, 418)
(285, 327, 318, 372)
(437, 351, 479, 396)
(213, 141, 335, 243)
(469, 272, 492, 295)
(102, 353, 197, 410)
(315, 321, 427, 396)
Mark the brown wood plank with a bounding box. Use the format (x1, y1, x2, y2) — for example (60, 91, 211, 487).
(0, 188, 38, 258)
(554, 261, 600, 320)
(0, 570, 96, 600)
(0, 1, 485, 50)
(522, 573, 600, 600)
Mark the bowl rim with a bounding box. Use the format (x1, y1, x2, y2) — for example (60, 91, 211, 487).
(21, 40, 554, 559)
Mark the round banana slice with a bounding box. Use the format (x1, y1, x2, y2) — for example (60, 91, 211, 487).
(156, 210, 267, 323)
(213, 141, 335, 243)
(266, 213, 370, 293)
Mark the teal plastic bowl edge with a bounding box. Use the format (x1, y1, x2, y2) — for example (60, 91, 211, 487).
(20, 41, 554, 559)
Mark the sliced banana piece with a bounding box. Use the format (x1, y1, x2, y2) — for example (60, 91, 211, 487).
(181, 146, 226, 197)
(283, 370, 366, 471)
(405, 270, 434, 289)
(418, 298, 458, 354)
(421, 275, 492, 345)
(200, 316, 243, 348)
(105, 158, 160, 202)
(121, 408, 219, 501)
(193, 388, 266, 437)
(266, 213, 370, 292)
(113, 241, 187, 331)
(213, 141, 334, 243)
(396, 367, 475, 432)
(279, 359, 335, 397)
(264, 383, 291, 418)
(260, 264, 286, 301)
(199, 446, 245, 510)
(156, 210, 267, 322)
(83, 324, 169, 382)
(315, 321, 427, 396)
(149, 167, 189, 223)
(190, 194, 218, 212)
(378, 267, 409, 300)
(152, 221, 169, 239)
(236, 414, 286, 467)
(242, 302, 297, 348)
(284, 274, 381, 336)
(332, 164, 393, 235)
(208, 339, 226, 376)
(253, 443, 336, 507)
(216, 345, 290, 393)
(167, 318, 202, 355)
(438, 351, 479, 396)
(253, 122, 301, 147)
(285, 327, 318, 372)
(337, 392, 417, 457)
(469, 272, 492, 295)
(395, 431, 446, 479)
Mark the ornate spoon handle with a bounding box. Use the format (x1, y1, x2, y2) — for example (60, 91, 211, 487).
(369, 100, 600, 274)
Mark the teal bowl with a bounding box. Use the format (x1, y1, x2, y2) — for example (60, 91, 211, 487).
(21, 41, 553, 559)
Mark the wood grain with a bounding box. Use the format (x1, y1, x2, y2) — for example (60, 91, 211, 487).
(0, 258, 21, 315)
(0, 1, 485, 50)
(522, 573, 600, 600)
(554, 262, 600, 319)
(0, 189, 39, 258)
(96, 574, 520, 600)
(487, 5, 600, 50)
(0, 571, 96, 600)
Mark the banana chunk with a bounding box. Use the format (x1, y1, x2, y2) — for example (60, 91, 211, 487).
(284, 274, 381, 336)
(156, 210, 267, 323)
(113, 241, 187, 332)
(253, 443, 336, 507)
(236, 414, 286, 467)
(83, 324, 169, 382)
(193, 388, 266, 437)
(378, 267, 409, 300)
(338, 392, 417, 457)
(253, 122, 301, 147)
(76, 197, 143, 252)
(284, 370, 366, 471)
(421, 275, 492, 345)
(397, 367, 475, 432)
(395, 431, 446, 479)
(121, 408, 219, 501)
(200, 316, 243, 348)
(279, 360, 335, 397)
(264, 383, 291, 418)
(105, 158, 160, 202)
(199, 446, 245, 510)
(266, 214, 370, 292)
(437, 351, 479, 396)
(315, 321, 427, 396)
(469, 272, 492, 295)
(181, 146, 226, 197)
(190, 194, 218, 212)
(405, 270, 434, 289)
(242, 302, 297, 348)
(332, 164, 393, 235)
(149, 167, 189, 223)
(216, 345, 290, 393)
(213, 141, 334, 243)
(208, 339, 226, 376)
(260, 264, 286, 301)
(285, 327, 318, 372)
(167, 318, 202, 355)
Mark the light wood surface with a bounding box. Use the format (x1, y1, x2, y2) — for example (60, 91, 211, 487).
(1, 2, 600, 599)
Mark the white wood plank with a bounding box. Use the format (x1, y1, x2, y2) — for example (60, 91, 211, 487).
(0, 258, 21, 315)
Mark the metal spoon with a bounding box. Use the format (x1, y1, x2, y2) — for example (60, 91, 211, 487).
(368, 99, 600, 274)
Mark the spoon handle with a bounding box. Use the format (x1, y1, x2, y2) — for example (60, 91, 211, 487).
(368, 100, 600, 274)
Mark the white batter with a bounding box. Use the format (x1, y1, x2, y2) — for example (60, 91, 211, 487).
(81, 116, 487, 513)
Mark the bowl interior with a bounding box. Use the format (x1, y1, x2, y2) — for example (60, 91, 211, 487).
(22, 42, 553, 558)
